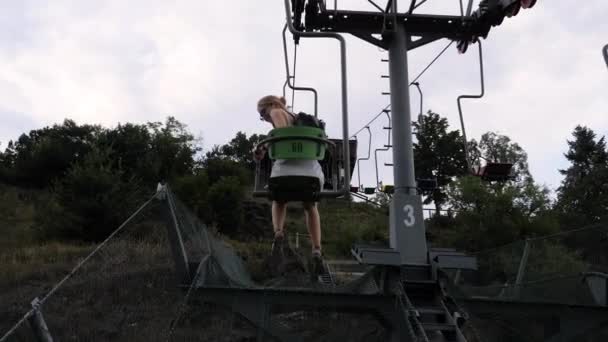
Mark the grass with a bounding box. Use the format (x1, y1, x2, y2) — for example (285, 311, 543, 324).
(0, 184, 390, 341)
(0, 183, 42, 250)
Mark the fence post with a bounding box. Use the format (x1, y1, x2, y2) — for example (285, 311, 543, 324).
(28, 298, 53, 342)
(514, 239, 531, 298)
(157, 184, 191, 284)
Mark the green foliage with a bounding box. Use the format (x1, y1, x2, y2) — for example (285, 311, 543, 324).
(0, 119, 100, 188)
(202, 131, 265, 185)
(146, 117, 200, 183)
(217, 131, 266, 171)
(523, 240, 587, 281)
(96, 123, 155, 182)
(414, 111, 468, 210)
(0, 183, 41, 249)
(318, 200, 388, 257)
(207, 176, 245, 236)
(203, 157, 248, 184)
(556, 126, 608, 226)
(37, 147, 146, 241)
(441, 175, 557, 251)
(0, 117, 199, 190)
(172, 171, 211, 221)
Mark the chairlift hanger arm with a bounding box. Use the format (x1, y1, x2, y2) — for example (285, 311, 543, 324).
(356, 126, 372, 188)
(374, 112, 392, 189)
(412, 82, 423, 125)
(603, 44, 608, 69)
(282, 24, 319, 116)
(284, 0, 350, 197)
(457, 41, 485, 172)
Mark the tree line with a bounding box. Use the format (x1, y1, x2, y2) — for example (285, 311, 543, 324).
(0, 117, 264, 241)
(0, 113, 606, 253)
(413, 112, 608, 251)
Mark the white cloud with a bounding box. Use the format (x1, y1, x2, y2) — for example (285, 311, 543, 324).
(0, 0, 606, 193)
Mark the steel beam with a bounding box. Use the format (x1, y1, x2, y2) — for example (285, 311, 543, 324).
(306, 10, 481, 40)
(387, 21, 428, 265)
(158, 186, 191, 284)
(193, 286, 404, 340)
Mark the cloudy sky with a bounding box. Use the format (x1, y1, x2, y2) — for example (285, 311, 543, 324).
(0, 1, 606, 193)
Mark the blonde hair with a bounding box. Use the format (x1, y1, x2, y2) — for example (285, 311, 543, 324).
(257, 95, 287, 115)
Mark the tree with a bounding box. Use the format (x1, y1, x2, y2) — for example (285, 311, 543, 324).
(96, 123, 155, 183)
(37, 146, 145, 241)
(207, 176, 244, 236)
(0, 119, 100, 187)
(203, 146, 249, 186)
(413, 111, 468, 211)
(556, 126, 608, 226)
(218, 132, 266, 171)
(439, 133, 556, 251)
(443, 176, 556, 251)
(173, 170, 211, 221)
(147, 116, 200, 183)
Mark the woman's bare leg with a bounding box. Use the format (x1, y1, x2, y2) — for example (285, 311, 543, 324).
(303, 202, 321, 251)
(272, 201, 287, 237)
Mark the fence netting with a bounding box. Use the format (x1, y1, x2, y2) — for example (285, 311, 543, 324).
(444, 224, 608, 342)
(3, 187, 607, 341)
(166, 188, 396, 341)
(1, 196, 189, 342)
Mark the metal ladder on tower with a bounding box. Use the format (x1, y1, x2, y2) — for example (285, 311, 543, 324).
(398, 264, 468, 342)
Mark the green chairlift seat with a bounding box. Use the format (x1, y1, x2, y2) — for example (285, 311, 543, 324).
(267, 126, 327, 160)
(255, 126, 334, 202)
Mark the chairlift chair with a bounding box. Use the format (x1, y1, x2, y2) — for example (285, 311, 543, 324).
(416, 178, 438, 194)
(352, 126, 377, 196)
(473, 162, 514, 182)
(253, 127, 357, 201)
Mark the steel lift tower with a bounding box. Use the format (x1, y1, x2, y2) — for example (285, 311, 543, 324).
(178, 2, 540, 341)
(284, 0, 537, 341)
(287, 0, 536, 265)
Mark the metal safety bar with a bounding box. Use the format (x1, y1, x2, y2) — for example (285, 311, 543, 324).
(356, 127, 372, 189)
(412, 82, 423, 127)
(374, 112, 392, 190)
(603, 44, 608, 69)
(282, 24, 318, 117)
(284, 0, 350, 198)
(457, 40, 484, 172)
(255, 135, 337, 150)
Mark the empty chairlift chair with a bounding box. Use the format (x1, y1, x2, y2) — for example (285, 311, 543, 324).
(473, 162, 514, 182)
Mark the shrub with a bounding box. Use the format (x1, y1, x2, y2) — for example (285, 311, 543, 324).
(207, 176, 245, 236)
(36, 147, 146, 241)
(172, 171, 211, 221)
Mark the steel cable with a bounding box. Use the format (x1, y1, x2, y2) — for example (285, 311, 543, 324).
(0, 193, 157, 342)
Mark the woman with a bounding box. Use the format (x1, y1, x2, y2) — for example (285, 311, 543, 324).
(254, 95, 325, 275)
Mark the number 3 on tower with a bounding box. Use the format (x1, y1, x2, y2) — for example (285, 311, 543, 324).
(403, 204, 415, 227)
